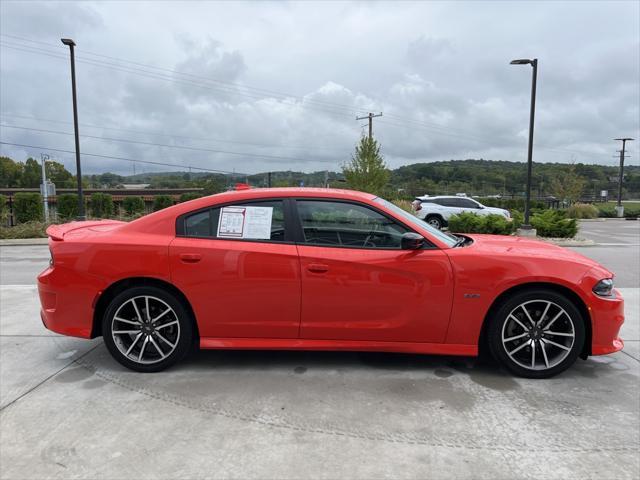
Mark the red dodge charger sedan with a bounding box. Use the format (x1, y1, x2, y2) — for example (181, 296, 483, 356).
(37, 188, 624, 378)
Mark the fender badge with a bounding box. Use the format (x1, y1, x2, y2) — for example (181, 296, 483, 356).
(464, 293, 481, 299)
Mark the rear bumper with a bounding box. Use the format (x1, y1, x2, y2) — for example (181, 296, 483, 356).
(590, 288, 625, 356)
(37, 266, 94, 339)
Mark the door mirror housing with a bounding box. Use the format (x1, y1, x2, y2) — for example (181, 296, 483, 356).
(401, 232, 425, 250)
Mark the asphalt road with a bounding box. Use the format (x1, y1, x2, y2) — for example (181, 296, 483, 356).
(0, 220, 638, 479)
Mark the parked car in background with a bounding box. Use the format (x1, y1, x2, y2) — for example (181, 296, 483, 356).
(412, 195, 511, 229)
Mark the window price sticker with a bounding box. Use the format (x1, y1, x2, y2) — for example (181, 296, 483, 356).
(217, 206, 273, 239)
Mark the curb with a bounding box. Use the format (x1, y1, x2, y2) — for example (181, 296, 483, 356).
(0, 238, 49, 246)
(540, 238, 596, 247)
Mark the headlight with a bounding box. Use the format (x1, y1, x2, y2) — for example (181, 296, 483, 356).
(593, 278, 614, 297)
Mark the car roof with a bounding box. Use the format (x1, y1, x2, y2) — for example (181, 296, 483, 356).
(124, 187, 378, 235)
(207, 187, 376, 202)
(417, 195, 470, 200)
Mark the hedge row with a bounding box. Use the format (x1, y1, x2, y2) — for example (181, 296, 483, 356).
(448, 210, 578, 238)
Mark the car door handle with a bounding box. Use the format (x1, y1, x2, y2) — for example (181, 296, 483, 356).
(307, 263, 329, 273)
(180, 253, 202, 263)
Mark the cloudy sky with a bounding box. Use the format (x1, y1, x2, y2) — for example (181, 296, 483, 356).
(1, 0, 638, 176)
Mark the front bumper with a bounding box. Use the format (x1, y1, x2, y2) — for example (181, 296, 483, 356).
(590, 288, 625, 356)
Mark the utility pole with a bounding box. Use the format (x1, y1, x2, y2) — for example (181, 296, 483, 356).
(356, 112, 383, 139)
(614, 137, 634, 217)
(267, 171, 272, 188)
(61, 38, 86, 220)
(40, 153, 50, 222)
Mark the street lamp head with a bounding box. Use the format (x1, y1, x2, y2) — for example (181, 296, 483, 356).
(510, 59, 532, 65)
(61, 38, 76, 47)
(614, 138, 634, 142)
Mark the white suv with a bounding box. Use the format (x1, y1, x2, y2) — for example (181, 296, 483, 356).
(412, 195, 511, 229)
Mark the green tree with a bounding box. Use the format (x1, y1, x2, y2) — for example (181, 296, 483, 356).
(179, 192, 203, 202)
(0, 157, 23, 187)
(20, 158, 42, 187)
(550, 164, 587, 203)
(89, 193, 114, 218)
(13, 192, 43, 223)
(343, 136, 390, 196)
(153, 195, 174, 211)
(122, 196, 145, 216)
(57, 194, 79, 221)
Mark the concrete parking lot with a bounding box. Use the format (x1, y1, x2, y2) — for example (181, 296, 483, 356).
(0, 220, 638, 479)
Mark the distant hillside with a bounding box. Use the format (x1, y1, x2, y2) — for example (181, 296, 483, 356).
(76, 159, 640, 198)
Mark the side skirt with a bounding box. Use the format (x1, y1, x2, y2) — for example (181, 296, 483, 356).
(200, 337, 477, 357)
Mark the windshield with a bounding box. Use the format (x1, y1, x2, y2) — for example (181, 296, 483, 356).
(374, 197, 457, 248)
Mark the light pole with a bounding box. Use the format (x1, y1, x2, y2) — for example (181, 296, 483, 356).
(510, 58, 538, 233)
(614, 138, 633, 217)
(61, 37, 86, 221)
(40, 153, 50, 222)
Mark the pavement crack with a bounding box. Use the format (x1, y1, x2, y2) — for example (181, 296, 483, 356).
(0, 344, 101, 413)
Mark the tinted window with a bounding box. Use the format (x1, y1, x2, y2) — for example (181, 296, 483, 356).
(184, 210, 211, 237)
(457, 198, 479, 208)
(182, 200, 286, 242)
(297, 200, 408, 249)
(435, 198, 456, 207)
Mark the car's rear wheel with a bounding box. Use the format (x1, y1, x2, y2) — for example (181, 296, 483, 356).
(426, 215, 443, 229)
(488, 289, 585, 378)
(102, 286, 193, 372)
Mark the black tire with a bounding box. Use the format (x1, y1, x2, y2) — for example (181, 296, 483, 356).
(102, 286, 193, 372)
(426, 215, 443, 230)
(487, 289, 585, 379)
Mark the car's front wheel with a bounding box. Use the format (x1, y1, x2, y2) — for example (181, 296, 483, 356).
(426, 215, 444, 230)
(102, 286, 193, 372)
(488, 289, 585, 378)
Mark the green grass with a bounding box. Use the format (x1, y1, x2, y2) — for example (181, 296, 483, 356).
(599, 201, 640, 209)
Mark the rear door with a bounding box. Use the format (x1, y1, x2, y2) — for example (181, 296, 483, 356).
(294, 199, 454, 343)
(169, 198, 301, 339)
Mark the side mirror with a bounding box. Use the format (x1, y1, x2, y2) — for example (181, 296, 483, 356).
(401, 232, 425, 250)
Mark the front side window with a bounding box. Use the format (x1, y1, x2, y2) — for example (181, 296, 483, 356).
(296, 200, 408, 249)
(182, 200, 286, 242)
(458, 198, 480, 209)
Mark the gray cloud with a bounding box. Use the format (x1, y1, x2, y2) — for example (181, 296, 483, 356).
(0, 0, 638, 176)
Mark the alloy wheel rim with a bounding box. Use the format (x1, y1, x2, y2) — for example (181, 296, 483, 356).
(501, 300, 575, 371)
(111, 295, 180, 365)
(428, 219, 440, 228)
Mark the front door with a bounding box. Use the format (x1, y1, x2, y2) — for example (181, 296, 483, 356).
(169, 199, 301, 339)
(294, 199, 454, 343)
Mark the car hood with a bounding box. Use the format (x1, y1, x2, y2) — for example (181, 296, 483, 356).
(463, 234, 601, 268)
(483, 206, 509, 215)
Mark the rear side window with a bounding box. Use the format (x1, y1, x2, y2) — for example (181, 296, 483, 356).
(182, 200, 286, 242)
(296, 200, 408, 249)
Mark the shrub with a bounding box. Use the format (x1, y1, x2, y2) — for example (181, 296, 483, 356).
(13, 192, 43, 224)
(391, 199, 413, 213)
(56, 194, 79, 221)
(179, 192, 203, 202)
(477, 197, 546, 211)
(624, 207, 640, 219)
(90, 193, 114, 218)
(597, 206, 617, 218)
(448, 212, 514, 235)
(0, 194, 7, 222)
(567, 203, 599, 219)
(0, 221, 47, 239)
(530, 210, 578, 238)
(153, 195, 174, 211)
(122, 196, 145, 216)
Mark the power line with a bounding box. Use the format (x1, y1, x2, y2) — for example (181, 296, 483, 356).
(0, 123, 334, 163)
(1, 33, 382, 114)
(0, 141, 248, 176)
(0, 113, 348, 152)
(356, 112, 383, 139)
(1, 34, 623, 164)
